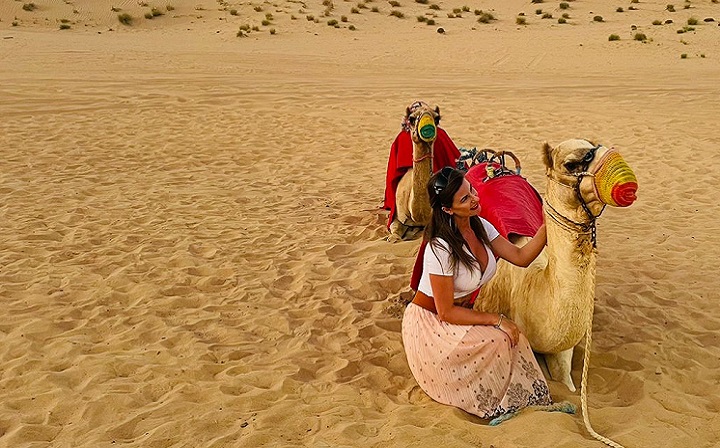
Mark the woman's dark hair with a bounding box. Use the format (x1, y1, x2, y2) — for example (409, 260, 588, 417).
(425, 167, 491, 272)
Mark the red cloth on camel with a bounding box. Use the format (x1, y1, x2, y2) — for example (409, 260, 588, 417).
(409, 163, 544, 291)
(464, 162, 544, 241)
(382, 128, 460, 228)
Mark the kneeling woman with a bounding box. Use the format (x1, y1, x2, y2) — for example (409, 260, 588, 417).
(402, 167, 552, 420)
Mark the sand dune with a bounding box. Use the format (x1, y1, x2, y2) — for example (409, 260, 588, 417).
(1, 1, 720, 447)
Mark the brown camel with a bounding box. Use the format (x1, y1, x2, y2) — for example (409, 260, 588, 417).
(476, 139, 638, 391)
(388, 103, 440, 242)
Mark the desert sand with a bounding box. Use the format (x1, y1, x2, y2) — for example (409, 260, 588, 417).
(1, 0, 720, 447)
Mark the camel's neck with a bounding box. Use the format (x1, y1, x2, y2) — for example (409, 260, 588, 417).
(542, 182, 598, 325)
(408, 139, 433, 220)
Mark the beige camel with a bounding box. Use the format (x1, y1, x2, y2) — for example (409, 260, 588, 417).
(476, 139, 638, 391)
(388, 103, 440, 241)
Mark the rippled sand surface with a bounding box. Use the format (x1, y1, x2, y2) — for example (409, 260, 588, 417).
(1, 1, 720, 446)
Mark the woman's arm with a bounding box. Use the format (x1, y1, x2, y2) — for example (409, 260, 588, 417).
(429, 274, 519, 346)
(489, 224, 547, 267)
(429, 274, 500, 326)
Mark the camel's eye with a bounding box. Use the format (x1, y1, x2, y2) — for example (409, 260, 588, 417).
(408, 116, 417, 124)
(564, 148, 596, 172)
(564, 161, 582, 172)
(434, 115, 441, 125)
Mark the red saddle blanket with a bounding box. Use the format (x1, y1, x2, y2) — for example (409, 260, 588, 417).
(465, 163, 544, 241)
(409, 163, 544, 290)
(383, 128, 460, 228)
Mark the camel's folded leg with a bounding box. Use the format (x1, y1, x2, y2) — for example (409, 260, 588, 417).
(404, 226, 423, 240)
(387, 219, 407, 242)
(546, 348, 576, 392)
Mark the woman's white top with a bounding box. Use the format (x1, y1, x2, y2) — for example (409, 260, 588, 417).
(417, 218, 500, 299)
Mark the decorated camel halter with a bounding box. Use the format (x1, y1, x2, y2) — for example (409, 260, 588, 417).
(544, 145, 638, 247)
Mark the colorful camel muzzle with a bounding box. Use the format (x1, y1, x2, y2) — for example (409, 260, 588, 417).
(417, 113, 437, 142)
(592, 149, 638, 207)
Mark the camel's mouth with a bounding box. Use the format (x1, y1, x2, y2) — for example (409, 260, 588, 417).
(594, 151, 638, 207)
(610, 181, 638, 207)
(417, 113, 437, 142)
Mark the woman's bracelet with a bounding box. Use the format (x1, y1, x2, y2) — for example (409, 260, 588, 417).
(495, 313, 505, 328)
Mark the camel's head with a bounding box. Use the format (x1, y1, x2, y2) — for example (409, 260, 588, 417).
(404, 101, 441, 144)
(543, 139, 638, 214)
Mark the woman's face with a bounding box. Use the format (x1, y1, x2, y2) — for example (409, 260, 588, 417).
(448, 179, 480, 218)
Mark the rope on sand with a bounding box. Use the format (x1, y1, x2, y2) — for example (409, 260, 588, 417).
(491, 322, 628, 448)
(580, 325, 626, 448)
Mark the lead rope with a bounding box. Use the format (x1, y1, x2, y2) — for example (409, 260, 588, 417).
(545, 198, 625, 447)
(581, 317, 626, 448)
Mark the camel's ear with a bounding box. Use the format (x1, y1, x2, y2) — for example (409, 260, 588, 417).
(541, 142, 554, 170)
(435, 106, 441, 124)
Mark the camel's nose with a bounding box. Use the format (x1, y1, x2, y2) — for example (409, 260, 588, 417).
(612, 181, 637, 207)
(418, 113, 437, 142)
(594, 151, 638, 207)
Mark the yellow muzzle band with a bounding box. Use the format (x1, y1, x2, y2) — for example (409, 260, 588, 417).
(593, 151, 638, 207)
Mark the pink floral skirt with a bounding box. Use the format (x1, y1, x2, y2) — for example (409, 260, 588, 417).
(402, 303, 552, 419)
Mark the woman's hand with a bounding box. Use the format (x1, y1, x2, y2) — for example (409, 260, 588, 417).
(489, 224, 547, 268)
(498, 316, 520, 348)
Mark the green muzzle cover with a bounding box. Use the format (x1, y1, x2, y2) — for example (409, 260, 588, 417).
(418, 114, 437, 142)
